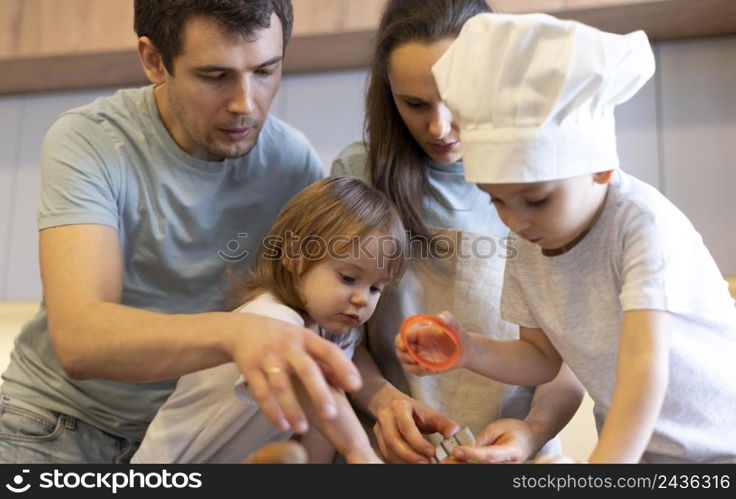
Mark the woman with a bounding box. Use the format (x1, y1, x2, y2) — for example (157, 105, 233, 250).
(331, 0, 585, 463)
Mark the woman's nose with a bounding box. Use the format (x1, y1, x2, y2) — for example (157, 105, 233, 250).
(428, 104, 453, 139)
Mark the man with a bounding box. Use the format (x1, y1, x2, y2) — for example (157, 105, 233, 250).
(0, 0, 359, 463)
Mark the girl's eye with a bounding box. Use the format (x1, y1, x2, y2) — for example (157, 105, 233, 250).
(340, 274, 356, 283)
(527, 197, 549, 207)
(370, 286, 383, 294)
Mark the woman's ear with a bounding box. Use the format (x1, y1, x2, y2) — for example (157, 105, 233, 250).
(137, 36, 168, 85)
(593, 170, 615, 185)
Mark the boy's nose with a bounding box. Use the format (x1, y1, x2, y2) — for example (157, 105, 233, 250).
(505, 211, 531, 234)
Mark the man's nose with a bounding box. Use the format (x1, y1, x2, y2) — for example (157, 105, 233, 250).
(228, 76, 255, 115)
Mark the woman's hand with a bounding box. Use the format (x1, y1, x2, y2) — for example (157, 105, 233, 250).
(373, 396, 460, 463)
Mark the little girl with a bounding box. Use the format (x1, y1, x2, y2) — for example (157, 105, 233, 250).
(132, 176, 407, 463)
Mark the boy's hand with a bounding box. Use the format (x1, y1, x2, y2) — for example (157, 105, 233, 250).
(373, 396, 460, 463)
(533, 453, 579, 464)
(395, 311, 473, 375)
(451, 418, 538, 463)
(395, 330, 440, 376)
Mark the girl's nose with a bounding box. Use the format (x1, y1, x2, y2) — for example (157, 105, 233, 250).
(350, 290, 367, 307)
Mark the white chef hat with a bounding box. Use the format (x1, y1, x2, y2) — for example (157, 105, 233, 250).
(431, 13, 655, 184)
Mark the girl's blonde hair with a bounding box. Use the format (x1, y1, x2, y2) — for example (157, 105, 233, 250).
(229, 176, 408, 312)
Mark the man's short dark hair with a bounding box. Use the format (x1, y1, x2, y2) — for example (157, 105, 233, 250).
(134, 0, 293, 74)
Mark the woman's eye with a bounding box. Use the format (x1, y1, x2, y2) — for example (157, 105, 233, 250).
(405, 101, 428, 110)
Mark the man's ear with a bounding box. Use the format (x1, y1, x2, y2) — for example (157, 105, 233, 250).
(137, 36, 168, 85)
(593, 170, 615, 185)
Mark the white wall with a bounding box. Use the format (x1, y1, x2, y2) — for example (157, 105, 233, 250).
(2, 37, 735, 301)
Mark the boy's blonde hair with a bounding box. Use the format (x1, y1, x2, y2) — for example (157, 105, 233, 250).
(229, 176, 408, 312)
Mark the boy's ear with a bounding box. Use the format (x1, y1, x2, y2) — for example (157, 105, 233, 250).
(138, 36, 168, 85)
(593, 170, 615, 185)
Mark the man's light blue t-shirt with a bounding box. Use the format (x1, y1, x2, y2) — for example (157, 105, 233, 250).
(1, 85, 323, 440)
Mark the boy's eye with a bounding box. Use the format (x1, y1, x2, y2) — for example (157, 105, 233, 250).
(370, 286, 384, 294)
(340, 273, 356, 283)
(526, 197, 549, 207)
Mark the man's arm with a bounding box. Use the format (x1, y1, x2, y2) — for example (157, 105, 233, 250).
(41, 224, 361, 432)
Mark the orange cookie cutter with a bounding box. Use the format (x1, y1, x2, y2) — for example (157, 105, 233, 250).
(399, 314, 460, 372)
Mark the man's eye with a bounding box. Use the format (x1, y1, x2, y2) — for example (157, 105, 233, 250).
(256, 69, 275, 77)
(202, 74, 226, 81)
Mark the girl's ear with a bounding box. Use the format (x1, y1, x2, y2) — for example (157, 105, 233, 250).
(281, 256, 304, 276)
(593, 170, 615, 185)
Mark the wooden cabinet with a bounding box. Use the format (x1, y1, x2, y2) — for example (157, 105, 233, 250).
(0, 0, 135, 58)
(292, 0, 343, 36)
(490, 0, 736, 41)
(1, 0, 735, 95)
(489, 1, 565, 13)
(343, 0, 388, 31)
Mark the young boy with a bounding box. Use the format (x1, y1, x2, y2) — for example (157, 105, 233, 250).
(398, 13, 736, 463)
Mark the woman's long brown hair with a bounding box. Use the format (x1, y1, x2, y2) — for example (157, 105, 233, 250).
(365, 0, 491, 244)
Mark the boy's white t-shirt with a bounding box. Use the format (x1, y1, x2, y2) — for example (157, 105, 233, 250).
(131, 292, 356, 463)
(501, 170, 736, 463)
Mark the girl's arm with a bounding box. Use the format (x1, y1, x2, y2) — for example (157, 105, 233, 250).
(588, 309, 671, 463)
(299, 427, 337, 464)
(292, 375, 382, 464)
